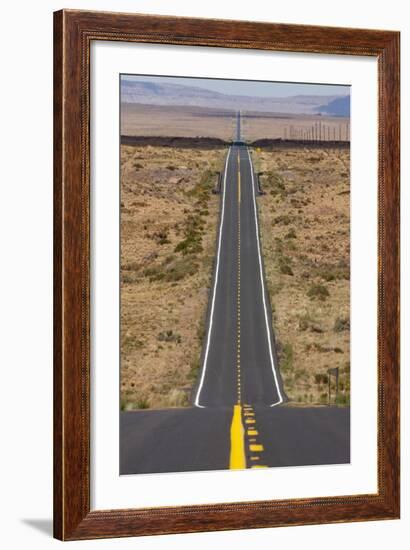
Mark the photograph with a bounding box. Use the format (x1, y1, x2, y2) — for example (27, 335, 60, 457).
(119, 74, 351, 475)
(51, 7, 400, 541)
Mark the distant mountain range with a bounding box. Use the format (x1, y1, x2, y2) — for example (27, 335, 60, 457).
(121, 79, 350, 117)
(316, 96, 350, 117)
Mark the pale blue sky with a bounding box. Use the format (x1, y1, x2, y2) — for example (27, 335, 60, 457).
(121, 74, 350, 98)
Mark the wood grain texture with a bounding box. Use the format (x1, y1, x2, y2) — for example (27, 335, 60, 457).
(53, 9, 400, 541)
(53, 10, 63, 541)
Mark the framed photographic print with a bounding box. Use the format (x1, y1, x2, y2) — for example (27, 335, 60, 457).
(54, 9, 400, 540)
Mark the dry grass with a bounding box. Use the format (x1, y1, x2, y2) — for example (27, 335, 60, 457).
(120, 138, 350, 409)
(120, 144, 226, 410)
(252, 145, 350, 406)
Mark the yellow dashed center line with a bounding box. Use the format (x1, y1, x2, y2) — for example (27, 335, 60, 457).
(236, 151, 241, 407)
(229, 151, 245, 470)
(243, 404, 269, 469)
(229, 151, 269, 471)
(249, 444, 264, 452)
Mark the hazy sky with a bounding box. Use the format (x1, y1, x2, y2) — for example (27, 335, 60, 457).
(121, 74, 350, 98)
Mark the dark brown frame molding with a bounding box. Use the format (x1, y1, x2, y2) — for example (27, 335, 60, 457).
(54, 9, 400, 540)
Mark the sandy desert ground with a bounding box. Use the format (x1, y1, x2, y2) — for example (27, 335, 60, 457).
(121, 142, 350, 409)
(120, 143, 226, 409)
(121, 103, 349, 143)
(242, 112, 350, 142)
(121, 103, 235, 141)
(253, 144, 350, 405)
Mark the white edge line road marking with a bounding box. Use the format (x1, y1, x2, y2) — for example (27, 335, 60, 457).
(194, 147, 232, 408)
(246, 147, 284, 407)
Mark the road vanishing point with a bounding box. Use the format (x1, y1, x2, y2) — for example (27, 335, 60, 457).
(121, 113, 350, 475)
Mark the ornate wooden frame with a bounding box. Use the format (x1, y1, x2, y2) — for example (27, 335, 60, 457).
(54, 9, 400, 540)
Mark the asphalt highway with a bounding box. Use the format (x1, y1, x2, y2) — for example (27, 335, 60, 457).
(194, 143, 286, 408)
(120, 115, 350, 475)
(120, 406, 349, 474)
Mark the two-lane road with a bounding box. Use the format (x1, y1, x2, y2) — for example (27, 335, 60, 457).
(120, 116, 350, 475)
(194, 144, 285, 409)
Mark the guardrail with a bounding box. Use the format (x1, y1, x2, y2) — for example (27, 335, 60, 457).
(256, 172, 265, 195)
(327, 367, 339, 406)
(212, 171, 222, 194)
